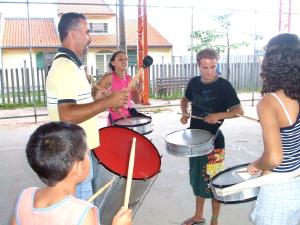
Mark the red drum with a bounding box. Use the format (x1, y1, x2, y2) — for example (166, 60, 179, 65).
(92, 127, 161, 225)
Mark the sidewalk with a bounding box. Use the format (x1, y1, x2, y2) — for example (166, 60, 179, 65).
(0, 98, 261, 225)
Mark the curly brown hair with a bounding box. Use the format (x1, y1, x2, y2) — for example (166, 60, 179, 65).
(261, 33, 300, 101)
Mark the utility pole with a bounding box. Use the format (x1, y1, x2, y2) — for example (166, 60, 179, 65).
(279, 0, 292, 32)
(118, 0, 126, 51)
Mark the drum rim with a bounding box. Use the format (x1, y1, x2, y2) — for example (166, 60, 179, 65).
(210, 163, 251, 188)
(113, 116, 152, 128)
(165, 128, 214, 147)
(216, 196, 257, 204)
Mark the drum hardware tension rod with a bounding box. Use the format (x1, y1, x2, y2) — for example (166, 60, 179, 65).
(236, 114, 259, 123)
(124, 137, 137, 210)
(87, 179, 114, 202)
(177, 113, 222, 124)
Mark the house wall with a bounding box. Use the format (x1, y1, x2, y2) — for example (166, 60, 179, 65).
(148, 47, 172, 64)
(2, 48, 58, 69)
(88, 16, 116, 35)
(2, 49, 35, 69)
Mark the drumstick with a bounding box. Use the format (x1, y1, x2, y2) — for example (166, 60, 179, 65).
(178, 112, 222, 124)
(236, 114, 259, 123)
(87, 179, 114, 202)
(123, 137, 137, 210)
(215, 168, 300, 197)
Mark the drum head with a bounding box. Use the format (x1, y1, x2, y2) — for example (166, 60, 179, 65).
(165, 129, 213, 146)
(93, 127, 160, 179)
(211, 163, 259, 188)
(114, 117, 151, 127)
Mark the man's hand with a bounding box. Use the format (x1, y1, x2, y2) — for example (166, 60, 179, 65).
(204, 113, 221, 124)
(108, 90, 129, 108)
(180, 115, 190, 125)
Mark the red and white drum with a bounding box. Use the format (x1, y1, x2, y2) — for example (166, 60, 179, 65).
(92, 127, 161, 225)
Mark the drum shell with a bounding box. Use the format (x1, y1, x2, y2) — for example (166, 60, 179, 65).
(113, 116, 152, 135)
(92, 127, 161, 225)
(92, 159, 156, 225)
(210, 163, 259, 204)
(165, 129, 214, 157)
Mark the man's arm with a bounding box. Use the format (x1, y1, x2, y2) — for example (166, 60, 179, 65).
(180, 96, 190, 125)
(58, 91, 128, 124)
(204, 104, 244, 124)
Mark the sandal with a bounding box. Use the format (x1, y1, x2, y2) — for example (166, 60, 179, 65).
(181, 218, 206, 225)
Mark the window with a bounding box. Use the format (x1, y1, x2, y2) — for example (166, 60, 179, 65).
(127, 50, 137, 66)
(89, 23, 108, 34)
(36, 52, 56, 69)
(96, 52, 113, 74)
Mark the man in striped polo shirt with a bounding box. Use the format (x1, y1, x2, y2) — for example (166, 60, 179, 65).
(46, 12, 128, 200)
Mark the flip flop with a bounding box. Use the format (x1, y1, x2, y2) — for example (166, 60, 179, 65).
(181, 218, 206, 225)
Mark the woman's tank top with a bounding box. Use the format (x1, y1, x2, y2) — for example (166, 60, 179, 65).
(270, 93, 300, 172)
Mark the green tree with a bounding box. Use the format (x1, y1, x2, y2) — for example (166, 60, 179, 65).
(190, 13, 248, 80)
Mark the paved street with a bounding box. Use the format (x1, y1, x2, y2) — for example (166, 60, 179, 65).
(0, 102, 262, 225)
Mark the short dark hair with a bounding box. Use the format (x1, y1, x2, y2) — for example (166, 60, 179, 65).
(261, 33, 300, 101)
(109, 51, 127, 71)
(58, 12, 86, 42)
(196, 48, 219, 64)
(26, 122, 87, 187)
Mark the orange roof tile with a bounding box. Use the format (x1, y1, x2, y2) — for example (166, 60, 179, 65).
(1, 18, 171, 50)
(2, 18, 60, 48)
(57, 0, 115, 16)
(90, 20, 172, 48)
(126, 20, 172, 47)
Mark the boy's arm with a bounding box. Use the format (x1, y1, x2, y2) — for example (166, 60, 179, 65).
(82, 208, 98, 225)
(10, 216, 17, 225)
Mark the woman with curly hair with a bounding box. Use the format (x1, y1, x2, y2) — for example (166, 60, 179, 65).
(247, 33, 300, 225)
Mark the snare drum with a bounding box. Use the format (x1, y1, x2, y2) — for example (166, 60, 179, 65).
(113, 116, 152, 135)
(165, 129, 214, 157)
(92, 127, 161, 225)
(210, 163, 260, 204)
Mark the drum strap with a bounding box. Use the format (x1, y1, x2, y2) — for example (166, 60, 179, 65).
(215, 168, 300, 197)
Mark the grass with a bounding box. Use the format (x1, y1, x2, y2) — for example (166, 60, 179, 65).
(0, 102, 46, 109)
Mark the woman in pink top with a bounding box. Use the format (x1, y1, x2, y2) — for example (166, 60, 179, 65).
(94, 51, 142, 125)
(10, 122, 132, 225)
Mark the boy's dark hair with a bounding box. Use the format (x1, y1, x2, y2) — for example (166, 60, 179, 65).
(261, 33, 300, 101)
(58, 12, 86, 42)
(108, 51, 127, 71)
(26, 122, 87, 187)
(196, 48, 219, 64)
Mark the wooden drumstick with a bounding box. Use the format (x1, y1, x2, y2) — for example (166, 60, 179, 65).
(236, 114, 259, 123)
(178, 112, 222, 124)
(87, 179, 114, 202)
(123, 137, 137, 210)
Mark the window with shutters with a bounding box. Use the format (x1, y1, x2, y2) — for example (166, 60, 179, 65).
(95, 52, 113, 74)
(89, 23, 108, 34)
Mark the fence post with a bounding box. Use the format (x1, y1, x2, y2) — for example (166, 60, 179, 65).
(10, 69, 16, 104)
(15, 68, 21, 104)
(5, 69, 10, 104)
(0, 69, 5, 104)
